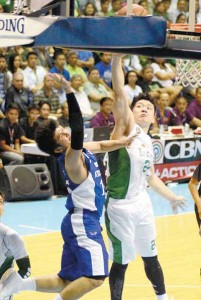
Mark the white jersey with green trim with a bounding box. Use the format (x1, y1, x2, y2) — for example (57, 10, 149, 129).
(0, 223, 28, 266)
(107, 124, 154, 200)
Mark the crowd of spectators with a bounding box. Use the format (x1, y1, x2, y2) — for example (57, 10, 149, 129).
(0, 0, 200, 166)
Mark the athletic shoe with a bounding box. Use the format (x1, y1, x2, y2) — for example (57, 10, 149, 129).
(0, 268, 22, 298)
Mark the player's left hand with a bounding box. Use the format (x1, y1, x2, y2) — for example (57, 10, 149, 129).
(170, 196, 187, 214)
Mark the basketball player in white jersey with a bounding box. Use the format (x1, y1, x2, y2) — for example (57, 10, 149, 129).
(0, 191, 31, 300)
(105, 55, 186, 300)
(0, 74, 134, 300)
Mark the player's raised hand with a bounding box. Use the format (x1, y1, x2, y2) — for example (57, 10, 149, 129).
(48, 73, 72, 93)
(170, 195, 187, 214)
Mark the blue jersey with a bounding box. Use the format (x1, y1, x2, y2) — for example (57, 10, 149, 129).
(58, 149, 106, 218)
(57, 149, 108, 280)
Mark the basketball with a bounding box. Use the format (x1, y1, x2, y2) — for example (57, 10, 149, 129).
(117, 4, 148, 16)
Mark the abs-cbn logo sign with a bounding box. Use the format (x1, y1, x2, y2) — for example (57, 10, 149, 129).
(164, 139, 201, 162)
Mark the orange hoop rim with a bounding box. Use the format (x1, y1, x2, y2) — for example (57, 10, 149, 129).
(169, 23, 201, 33)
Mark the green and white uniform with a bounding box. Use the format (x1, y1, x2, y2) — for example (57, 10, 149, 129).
(105, 124, 157, 265)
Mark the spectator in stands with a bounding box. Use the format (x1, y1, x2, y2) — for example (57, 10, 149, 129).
(0, 103, 24, 165)
(33, 73, 61, 118)
(90, 96, 115, 128)
(19, 103, 40, 140)
(124, 70, 142, 104)
(84, 67, 113, 112)
(76, 50, 95, 74)
(152, 92, 182, 132)
(138, 65, 162, 98)
(176, 12, 187, 23)
(96, 0, 110, 16)
(78, 0, 98, 14)
(151, 58, 176, 88)
(82, 2, 97, 16)
(172, 96, 192, 125)
(138, 65, 182, 105)
(9, 46, 30, 69)
(153, 0, 171, 26)
(6, 72, 33, 119)
(186, 87, 201, 126)
(95, 52, 112, 88)
(107, 0, 122, 16)
(66, 51, 87, 82)
(49, 52, 70, 104)
(129, 55, 144, 76)
(35, 47, 54, 70)
(7, 54, 24, 87)
(49, 52, 70, 81)
(172, 95, 201, 128)
(0, 54, 10, 113)
(57, 102, 69, 128)
(167, 0, 189, 22)
(36, 101, 51, 126)
(138, 0, 149, 12)
(70, 74, 94, 121)
(23, 52, 47, 93)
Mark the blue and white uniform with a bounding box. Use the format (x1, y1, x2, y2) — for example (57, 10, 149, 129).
(57, 149, 108, 281)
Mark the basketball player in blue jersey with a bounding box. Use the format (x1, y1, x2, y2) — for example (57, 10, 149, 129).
(105, 55, 186, 300)
(0, 74, 134, 300)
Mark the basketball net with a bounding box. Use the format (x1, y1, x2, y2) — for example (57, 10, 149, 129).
(169, 0, 201, 89)
(169, 23, 201, 88)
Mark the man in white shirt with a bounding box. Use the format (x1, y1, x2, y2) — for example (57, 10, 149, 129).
(71, 74, 94, 120)
(23, 51, 47, 94)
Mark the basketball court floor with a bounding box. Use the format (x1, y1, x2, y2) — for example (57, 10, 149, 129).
(2, 183, 201, 300)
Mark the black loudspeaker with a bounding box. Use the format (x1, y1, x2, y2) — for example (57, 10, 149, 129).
(0, 164, 54, 201)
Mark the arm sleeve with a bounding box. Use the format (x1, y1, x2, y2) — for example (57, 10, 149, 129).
(5, 230, 28, 260)
(67, 92, 84, 150)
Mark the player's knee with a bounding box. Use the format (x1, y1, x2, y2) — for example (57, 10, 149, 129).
(88, 277, 105, 289)
(142, 255, 159, 269)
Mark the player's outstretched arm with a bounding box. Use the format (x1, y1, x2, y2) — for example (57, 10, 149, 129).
(148, 167, 186, 213)
(50, 74, 87, 182)
(111, 55, 134, 139)
(85, 134, 137, 153)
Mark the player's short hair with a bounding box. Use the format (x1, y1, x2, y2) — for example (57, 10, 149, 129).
(35, 119, 59, 156)
(131, 93, 155, 112)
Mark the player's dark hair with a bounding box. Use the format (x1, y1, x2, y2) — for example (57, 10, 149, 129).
(35, 119, 59, 156)
(131, 93, 155, 111)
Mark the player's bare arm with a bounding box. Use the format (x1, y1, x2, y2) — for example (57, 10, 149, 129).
(111, 55, 135, 139)
(148, 166, 186, 213)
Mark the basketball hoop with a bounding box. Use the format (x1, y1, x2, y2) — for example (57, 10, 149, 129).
(168, 23, 201, 88)
(170, 0, 201, 88)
